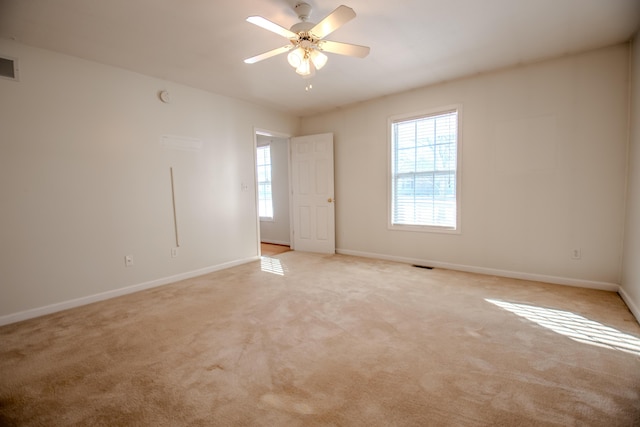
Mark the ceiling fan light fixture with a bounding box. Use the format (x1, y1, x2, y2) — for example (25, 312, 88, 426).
(287, 47, 305, 68)
(310, 49, 328, 70)
(295, 59, 312, 76)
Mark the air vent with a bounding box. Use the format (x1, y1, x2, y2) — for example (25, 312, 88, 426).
(0, 56, 18, 81)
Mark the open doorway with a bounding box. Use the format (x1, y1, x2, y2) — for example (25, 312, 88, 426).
(255, 131, 291, 256)
(254, 130, 336, 256)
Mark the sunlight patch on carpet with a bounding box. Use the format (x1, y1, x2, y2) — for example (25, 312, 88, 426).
(261, 256, 285, 275)
(486, 299, 640, 356)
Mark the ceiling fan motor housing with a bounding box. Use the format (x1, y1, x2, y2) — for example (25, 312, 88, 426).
(294, 2, 312, 21)
(291, 2, 314, 35)
(290, 21, 315, 35)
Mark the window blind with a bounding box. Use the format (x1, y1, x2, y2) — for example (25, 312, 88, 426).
(391, 110, 458, 229)
(256, 145, 273, 218)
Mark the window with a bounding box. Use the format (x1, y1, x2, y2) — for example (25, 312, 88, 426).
(256, 145, 273, 219)
(390, 107, 460, 232)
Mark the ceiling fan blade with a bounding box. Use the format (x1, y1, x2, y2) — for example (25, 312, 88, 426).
(310, 5, 356, 39)
(246, 16, 298, 40)
(318, 40, 370, 58)
(244, 45, 292, 64)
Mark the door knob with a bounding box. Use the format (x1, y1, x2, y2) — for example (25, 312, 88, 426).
(328, 197, 334, 203)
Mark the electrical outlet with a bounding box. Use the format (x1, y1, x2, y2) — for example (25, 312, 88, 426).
(171, 247, 179, 258)
(125, 255, 134, 266)
(571, 248, 581, 260)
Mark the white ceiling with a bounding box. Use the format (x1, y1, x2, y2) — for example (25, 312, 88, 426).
(1, 0, 639, 117)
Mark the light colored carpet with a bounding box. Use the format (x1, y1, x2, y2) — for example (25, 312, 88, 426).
(1, 252, 639, 426)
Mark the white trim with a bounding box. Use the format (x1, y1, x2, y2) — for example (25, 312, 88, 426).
(618, 286, 640, 323)
(287, 136, 294, 250)
(336, 248, 620, 292)
(0, 256, 259, 326)
(3, 252, 636, 327)
(253, 131, 261, 256)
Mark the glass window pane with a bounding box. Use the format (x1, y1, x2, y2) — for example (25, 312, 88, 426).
(416, 146, 434, 172)
(257, 145, 273, 218)
(395, 122, 416, 150)
(396, 148, 416, 173)
(435, 143, 455, 171)
(391, 109, 458, 229)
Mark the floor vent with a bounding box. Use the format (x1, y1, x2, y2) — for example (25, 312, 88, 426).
(413, 264, 434, 270)
(0, 56, 18, 81)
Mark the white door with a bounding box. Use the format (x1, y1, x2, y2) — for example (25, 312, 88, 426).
(290, 133, 335, 254)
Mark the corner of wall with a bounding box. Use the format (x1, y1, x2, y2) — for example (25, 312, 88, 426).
(620, 31, 640, 325)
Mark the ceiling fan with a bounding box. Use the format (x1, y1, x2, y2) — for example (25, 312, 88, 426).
(244, 2, 370, 77)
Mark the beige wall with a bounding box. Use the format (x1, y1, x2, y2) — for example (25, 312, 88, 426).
(0, 40, 299, 322)
(1, 38, 635, 324)
(301, 44, 630, 288)
(621, 35, 640, 319)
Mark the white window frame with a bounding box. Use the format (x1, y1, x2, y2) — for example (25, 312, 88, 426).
(256, 144, 274, 221)
(388, 105, 462, 234)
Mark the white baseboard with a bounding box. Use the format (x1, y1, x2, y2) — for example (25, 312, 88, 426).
(0, 256, 259, 326)
(618, 286, 640, 323)
(4, 251, 635, 327)
(336, 248, 620, 292)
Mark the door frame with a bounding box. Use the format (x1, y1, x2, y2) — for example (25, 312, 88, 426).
(253, 128, 293, 256)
